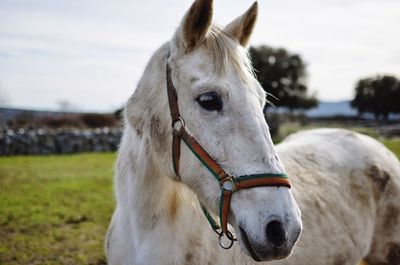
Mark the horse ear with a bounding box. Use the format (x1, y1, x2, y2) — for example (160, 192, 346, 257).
(224, 1, 258, 47)
(179, 0, 213, 52)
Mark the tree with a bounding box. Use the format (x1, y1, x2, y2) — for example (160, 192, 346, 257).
(0, 81, 9, 107)
(351, 75, 400, 120)
(249, 45, 318, 112)
(114, 107, 124, 120)
(57, 100, 79, 113)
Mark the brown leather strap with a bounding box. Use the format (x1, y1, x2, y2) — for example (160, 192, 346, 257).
(220, 190, 233, 236)
(172, 131, 181, 178)
(167, 61, 183, 178)
(166, 63, 180, 123)
(235, 177, 291, 189)
(178, 129, 228, 180)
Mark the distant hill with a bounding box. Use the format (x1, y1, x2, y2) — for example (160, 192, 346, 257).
(305, 100, 358, 117)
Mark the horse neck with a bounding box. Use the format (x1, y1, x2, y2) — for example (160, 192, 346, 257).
(113, 43, 252, 265)
(115, 126, 178, 228)
(115, 127, 235, 264)
(114, 43, 183, 230)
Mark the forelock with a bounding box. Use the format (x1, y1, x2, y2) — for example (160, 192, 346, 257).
(203, 25, 255, 81)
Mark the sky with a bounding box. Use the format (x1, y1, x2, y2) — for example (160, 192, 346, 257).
(0, 0, 399, 112)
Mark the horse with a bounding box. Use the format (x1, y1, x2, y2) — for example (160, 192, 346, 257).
(105, 1, 400, 264)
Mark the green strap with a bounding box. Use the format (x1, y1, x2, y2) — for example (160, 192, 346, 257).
(181, 136, 223, 181)
(201, 203, 220, 232)
(236, 173, 289, 181)
(234, 173, 289, 186)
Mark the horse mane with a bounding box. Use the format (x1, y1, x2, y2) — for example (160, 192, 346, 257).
(199, 25, 256, 81)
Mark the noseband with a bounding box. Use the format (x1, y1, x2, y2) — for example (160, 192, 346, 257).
(166, 55, 291, 249)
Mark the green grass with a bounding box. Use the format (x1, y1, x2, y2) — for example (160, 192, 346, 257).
(383, 139, 400, 159)
(0, 153, 115, 265)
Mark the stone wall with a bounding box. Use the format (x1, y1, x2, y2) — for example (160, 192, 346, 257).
(0, 127, 122, 156)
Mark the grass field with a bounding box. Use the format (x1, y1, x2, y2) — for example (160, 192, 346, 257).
(0, 153, 115, 265)
(383, 139, 400, 159)
(0, 138, 399, 264)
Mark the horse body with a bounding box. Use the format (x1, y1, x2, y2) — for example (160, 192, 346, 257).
(106, 1, 400, 264)
(271, 129, 400, 265)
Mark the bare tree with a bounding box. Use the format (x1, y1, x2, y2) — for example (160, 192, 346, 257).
(57, 100, 79, 113)
(0, 81, 9, 107)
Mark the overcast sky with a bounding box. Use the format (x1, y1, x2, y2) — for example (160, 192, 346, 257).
(0, 0, 399, 112)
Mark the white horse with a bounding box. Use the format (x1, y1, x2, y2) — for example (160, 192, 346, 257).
(106, 1, 400, 264)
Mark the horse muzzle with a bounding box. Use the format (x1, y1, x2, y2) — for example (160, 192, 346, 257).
(237, 219, 301, 262)
(231, 187, 302, 262)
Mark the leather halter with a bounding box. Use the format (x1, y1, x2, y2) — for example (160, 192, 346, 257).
(166, 56, 291, 249)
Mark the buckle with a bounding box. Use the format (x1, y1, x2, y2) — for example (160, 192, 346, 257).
(172, 117, 185, 133)
(220, 174, 237, 192)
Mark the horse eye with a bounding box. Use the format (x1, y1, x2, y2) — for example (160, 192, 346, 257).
(196, 92, 223, 111)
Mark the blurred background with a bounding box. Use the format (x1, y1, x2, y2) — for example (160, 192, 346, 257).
(0, 0, 399, 264)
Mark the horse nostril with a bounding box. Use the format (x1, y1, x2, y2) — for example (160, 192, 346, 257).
(266, 220, 288, 248)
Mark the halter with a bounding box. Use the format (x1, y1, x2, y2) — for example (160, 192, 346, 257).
(166, 56, 291, 249)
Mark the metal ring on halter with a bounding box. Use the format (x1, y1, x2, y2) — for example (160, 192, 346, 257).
(218, 231, 236, 249)
(172, 117, 185, 133)
(220, 174, 237, 192)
